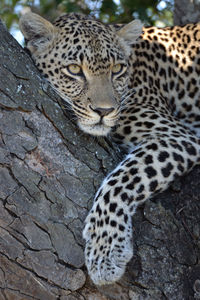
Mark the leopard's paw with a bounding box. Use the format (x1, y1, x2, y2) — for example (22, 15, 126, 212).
(83, 209, 133, 285)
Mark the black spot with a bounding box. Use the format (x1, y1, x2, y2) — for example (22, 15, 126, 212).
(181, 141, 197, 155)
(178, 90, 185, 99)
(126, 182, 134, 190)
(104, 191, 110, 204)
(145, 155, 153, 164)
(108, 237, 113, 244)
(109, 202, 117, 213)
(126, 177, 139, 191)
(168, 79, 175, 90)
(119, 224, 125, 231)
(121, 192, 128, 202)
(150, 114, 159, 120)
(110, 220, 117, 227)
(79, 52, 84, 62)
(136, 194, 145, 201)
(96, 204, 102, 216)
(114, 186, 122, 196)
(102, 231, 108, 238)
(118, 237, 125, 242)
(138, 89, 143, 96)
(156, 126, 169, 132)
(100, 220, 104, 227)
(135, 122, 142, 127)
(144, 121, 154, 128)
(163, 83, 168, 92)
(123, 126, 131, 134)
(177, 164, 184, 172)
(122, 175, 129, 183)
(48, 70, 54, 76)
(149, 180, 158, 192)
(160, 140, 168, 147)
(105, 216, 110, 225)
(137, 184, 145, 193)
(159, 68, 166, 78)
(117, 208, 124, 216)
(112, 169, 123, 177)
(146, 143, 158, 151)
(147, 29, 155, 34)
(125, 160, 138, 167)
(133, 176, 141, 184)
(108, 179, 117, 186)
(129, 115, 137, 121)
(158, 151, 170, 162)
(124, 214, 128, 223)
(187, 159, 193, 169)
(130, 168, 138, 176)
(173, 152, 184, 163)
(91, 233, 96, 239)
(182, 102, 192, 112)
(156, 52, 161, 59)
(73, 38, 80, 44)
(162, 54, 167, 62)
(169, 140, 183, 151)
(161, 162, 173, 177)
(135, 151, 145, 158)
(145, 166, 157, 178)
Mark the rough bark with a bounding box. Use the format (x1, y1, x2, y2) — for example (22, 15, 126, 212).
(174, 0, 200, 25)
(0, 20, 200, 300)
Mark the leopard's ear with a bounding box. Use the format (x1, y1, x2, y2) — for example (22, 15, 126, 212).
(117, 19, 143, 45)
(19, 12, 56, 53)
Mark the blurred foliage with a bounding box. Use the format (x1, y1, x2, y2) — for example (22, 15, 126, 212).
(1, 0, 174, 34)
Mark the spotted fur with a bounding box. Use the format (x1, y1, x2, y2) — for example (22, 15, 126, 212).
(20, 12, 200, 285)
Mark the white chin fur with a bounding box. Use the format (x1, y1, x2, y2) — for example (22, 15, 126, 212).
(78, 122, 111, 136)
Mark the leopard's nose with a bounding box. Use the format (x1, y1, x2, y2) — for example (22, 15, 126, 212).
(91, 107, 115, 117)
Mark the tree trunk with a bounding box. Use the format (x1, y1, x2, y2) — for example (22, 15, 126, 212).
(174, 0, 200, 25)
(0, 20, 200, 300)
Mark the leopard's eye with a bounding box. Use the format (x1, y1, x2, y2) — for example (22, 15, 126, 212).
(67, 64, 82, 75)
(112, 64, 124, 75)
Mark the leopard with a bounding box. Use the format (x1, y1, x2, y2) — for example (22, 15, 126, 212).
(19, 11, 200, 286)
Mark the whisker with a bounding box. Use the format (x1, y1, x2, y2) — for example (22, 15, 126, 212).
(121, 89, 136, 102)
(51, 86, 73, 106)
(120, 90, 136, 107)
(61, 103, 74, 112)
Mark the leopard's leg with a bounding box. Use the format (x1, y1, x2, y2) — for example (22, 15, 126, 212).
(83, 134, 200, 285)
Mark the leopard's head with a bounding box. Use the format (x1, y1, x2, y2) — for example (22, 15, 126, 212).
(20, 12, 142, 136)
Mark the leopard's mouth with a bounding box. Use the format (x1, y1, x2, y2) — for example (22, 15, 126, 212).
(76, 109, 120, 136)
(78, 120, 114, 136)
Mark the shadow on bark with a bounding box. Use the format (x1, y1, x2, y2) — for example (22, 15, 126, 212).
(0, 20, 200, 300)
